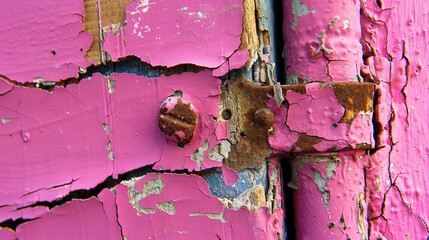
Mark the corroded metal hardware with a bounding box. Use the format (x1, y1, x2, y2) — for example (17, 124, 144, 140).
(158, 95, 198, 146)
(221, 78, 377, 170)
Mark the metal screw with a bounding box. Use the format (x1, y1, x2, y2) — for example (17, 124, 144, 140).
(158, 96, 198, 146)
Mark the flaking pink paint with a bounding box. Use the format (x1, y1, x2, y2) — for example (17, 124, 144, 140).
(104, 0, 244, 68)
(221, 165, 240, 186)
(361, 0, 429, 238)
(0, 228, 15, 240)
(15, 197, 121, 240)
(267, 97, 299, 153)
(6, 172, 283, 239)
(293, 151, 367, 239)
(283, 0, 362, 82)
(0, 74, 112, 222)
(0, 71, 224, 222)
(108, 71, 226, 174)
(0, 0, 92, 83)
(115, 173, 283, 239)
(268, 83, 372, 153)
(282, 1, 372, 239)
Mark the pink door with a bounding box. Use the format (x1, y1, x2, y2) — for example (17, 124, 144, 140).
(1, 0, 428, 239)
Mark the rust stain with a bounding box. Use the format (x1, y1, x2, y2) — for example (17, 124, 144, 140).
(221, 78, 274, 170)
(292, 134, 323, 152)
(221, 78, 376, 170)
(331, 82, 376, 123)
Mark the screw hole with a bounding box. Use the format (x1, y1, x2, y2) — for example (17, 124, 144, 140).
(177, 142, 185, 148)
(332, 123, 338, 128)
(222, 109, 232, 120)
(80, 48, 83, 52)
(51, 50, 56, 56)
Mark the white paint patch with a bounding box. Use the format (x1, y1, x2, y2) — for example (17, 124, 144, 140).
(156, 201, 176, 215)
(1, 117, 14, 124)
(209, 140, 231, 162)
(190, 211, 227, 223)
(191, 140, 209, 167)
(130, 0, 151, 15)
(123, 176, 165, 215)
(343, 19, 350, 30)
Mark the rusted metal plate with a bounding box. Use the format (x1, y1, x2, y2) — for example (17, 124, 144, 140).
(221, 77, 376, 170)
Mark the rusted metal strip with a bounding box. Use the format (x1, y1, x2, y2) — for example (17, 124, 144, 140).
(221, 77, 376, 170)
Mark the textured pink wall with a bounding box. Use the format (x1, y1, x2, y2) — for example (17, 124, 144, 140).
(361, 0, 429, 238)
(283, 0, 429, 239)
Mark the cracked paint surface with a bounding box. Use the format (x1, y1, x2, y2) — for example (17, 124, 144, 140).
(115, 173, 282, 239)
(15, 194, 121, 240)
(282, 0, 372, 239)
(0, 71, 226, 222)
(0, 75, 112, 221)
(103, 0, 244, 68)
(0, 0, 283, 239)
(284, 0, 429, 238)
(268, 83, 374, 153)
(361, 0, 429, 238)
(291, 151, 368, 239)
(0, 0, 92, 84)
(283, 0, 362, 83)
(6, 172, 283, 239)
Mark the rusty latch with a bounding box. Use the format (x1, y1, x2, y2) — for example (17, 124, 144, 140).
(220, 78, 377, 170)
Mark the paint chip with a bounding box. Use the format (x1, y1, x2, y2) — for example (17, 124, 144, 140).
(209, 140, 231, 162)
(1, 117, 14, 124)
(191, 140, 209, 167)
(189, 211, 227, 223)
(328, 16, 340, 29)
(291, 0, 316, 29)
(156, 201, 176, 215)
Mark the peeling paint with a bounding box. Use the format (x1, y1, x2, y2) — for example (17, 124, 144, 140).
(284, 0, 363, 82)
(189, 212, 227, 223)
(360, 0, 429, 238)
(191, 140, 209, 167)
(292, 151, 368, 239)
(15, 197, 122, 240)
(208, 140, 232, 162)
(291, 0, 316, 29)
(220, 185, 266, 211)
(103, 0, 243, 69)
(0, 0, 92, 83)
(156, 201, 176, 215)
(114, 173, 282, 239)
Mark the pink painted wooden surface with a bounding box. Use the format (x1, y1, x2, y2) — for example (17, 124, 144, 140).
(0, 0, 92, 83)
(361, 0, 429, 238)
(0, 0, 283, 239)
(6, 172, 283, 239)
(104, 0, 244, 68)
(283, 0, 429, 239)
(0, 71, 226, 221)
(283, 0, 362, 82)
